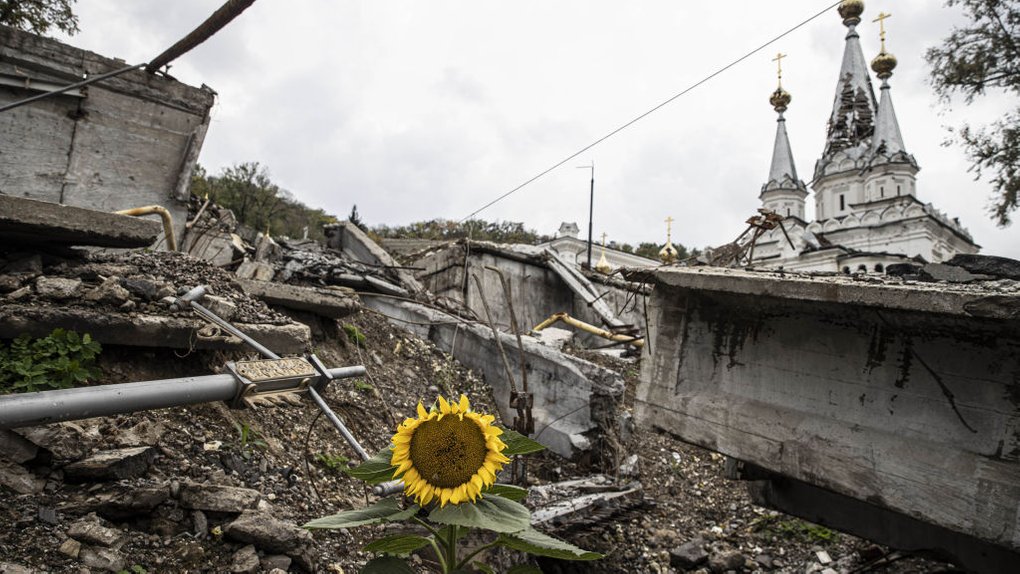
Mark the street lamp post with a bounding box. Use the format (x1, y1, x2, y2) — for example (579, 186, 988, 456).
(576, 162, 595, 269)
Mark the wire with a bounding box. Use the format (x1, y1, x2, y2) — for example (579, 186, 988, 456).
(459, 0, 843, 222)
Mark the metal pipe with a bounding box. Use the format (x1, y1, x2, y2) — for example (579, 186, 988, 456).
(532, 312, 644, 348)
(307, 387, 370, 461)
(147, 0, 258, 73)
(0, 366, 363, 429)
(0, 63, 145, 114)
(115, 205, 178, 252)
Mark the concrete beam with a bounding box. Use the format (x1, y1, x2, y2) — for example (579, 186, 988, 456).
(236, 279, 360, 319)
(362, 294, 623, 459)
(0, 303, 309, 354)
(0, 195, 160, 248)
(326, 222, 425, 295)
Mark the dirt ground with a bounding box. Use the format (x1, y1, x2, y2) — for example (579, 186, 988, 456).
(0, 307, 958, 573)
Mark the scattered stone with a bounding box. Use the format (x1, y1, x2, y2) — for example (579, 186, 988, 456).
(0, 274, 24, 293)
(192, 510, 208, 537)
(821, 569, 839, 574)
(63, 446, 157, 481)
(230, 545, 260, 574)
(948, 253, 1020, 280)
(0, 429, 38, 464)
(919, 263, 979, 283)
(618, 453, 640, 477)
(122, 276, 173, 301)
(6, 286, 31, 301)
(707, 549, 745, 573)
(204, 294, 238, 321)
(236, 260, 275, 281)
(37, 506, 59, 525)
(261, 555, 292, 571)
(224, 510, 314, 555)
(79, 546, 127, 572)
(533, 326, 573, 350)
(59, 538, 82, 558)
(91, 486, 169, 520)
(0, 562, 34, 574)
(754, 553, 773, 568)
(884, 263, 921, 277)
(669, 538, 708, 569)
(0, 458, 44, 494)
(67, 518, 124, 548)
(114, 420, 164, 447)
(816, 550, 832, 564)
(19, 421, 100, 460)
(34, 276, 82, 300)
(179, 483, 261, 513)
(84, 276, 131, 306)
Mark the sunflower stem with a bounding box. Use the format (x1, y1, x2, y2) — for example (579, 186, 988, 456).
(445, 525, 458, 572)
(426, 535, 447, 573)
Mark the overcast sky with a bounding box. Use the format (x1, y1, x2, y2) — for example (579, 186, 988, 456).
(60, 0, 1017, 257)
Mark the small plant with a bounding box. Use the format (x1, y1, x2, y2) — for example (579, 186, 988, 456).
(0, 329, 102, 394)
(752, 515, 838, 544)
(233, 421, 267, 459)
(353, 379, 375, 392)
(343, 323, 367, 346)
(315, 452, 352, 475)
(305, 395, 602, 572)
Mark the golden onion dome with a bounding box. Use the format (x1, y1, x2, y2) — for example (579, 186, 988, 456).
(871, 50, 897, 79)
(838, 0, 864, 24)
(659, 242, 679, 265)
(769, 86, 792, 113)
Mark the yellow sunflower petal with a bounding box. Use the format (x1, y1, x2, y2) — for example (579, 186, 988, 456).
(459, 395, 470, 413)
(438, 396, 451, 414)
(417, 403, 429, 419)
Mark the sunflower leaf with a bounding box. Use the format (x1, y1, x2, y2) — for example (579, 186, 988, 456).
(347, 447, 398, 485)
(483, 483, 528, 502)
(359, 556, 415, 574)
(428, 496, 532, 533)
(362, 534, 431, 555)
(304, 499, 419, 529)
(500, 429, 546, 456)
(498, 527, 603, 561)
(507, 565, 543, 574)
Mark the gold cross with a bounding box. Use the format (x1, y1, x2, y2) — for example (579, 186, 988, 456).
(664, 216, 674, 239)
(600, 232, 608, 246)
(772, 52, 786, 86)
(873, 12, 891, 50)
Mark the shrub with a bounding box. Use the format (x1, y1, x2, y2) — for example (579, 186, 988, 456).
(0, 329, 102, 394)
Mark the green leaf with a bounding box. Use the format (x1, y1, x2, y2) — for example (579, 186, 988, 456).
(303, 498, 419, 529)
(507, 565, 543, 574)
(347, 447, 398, 485)
(501, 429, 546, 456)
(428, 495, 531, 533)
(359, 556, 415, 574)
(362, 534, 430, 555)
(499, 528, 603, 561)
(473, 564, 496, 574)
(483, 483, 528, 502)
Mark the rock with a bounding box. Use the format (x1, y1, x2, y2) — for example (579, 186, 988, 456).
(63, 446, 157, 482)
(0, 429, 38, 464)
(670, 538, 708, 569)
(0, 562, 34, 574)
(0, 274, 25, 293)
(534, 327, 573, 350)
(224, 510, 314, 554)
(231, 545, 261, 574)
(59, 538, 82, 558)
(6, 286, 31, 301)
(84, 276, 131, 306)
(192, 510, 208, 537)
(204, 294, 238, 321)
(4, 254, 42, 274)
(884, 263, 921, 277)
(816, 550, 832, 564)
(34, 276, 82, 300)
(919, 263, 979, 283)
(67, 518, 125, 548)
(91, 486, 169, 520)
(948, 253, 1020, 280)
(114, 420, 164, 447)
(37, 506, 59, 525)
(707, 549, 745, 573)
(179, 483, 261, 513)
(122, 276, 172, 301)
(0, 458, 44, 494)
(754, 553, 772, 568)
(236, 261, 276, 282)
(618, 453, 640, 477)
(18, 422, 100, 460)
(79, 546, 127, 572)
(261, 555, 292, 571)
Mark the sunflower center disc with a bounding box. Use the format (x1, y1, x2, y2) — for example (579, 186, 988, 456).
(409, 415, 488, 488)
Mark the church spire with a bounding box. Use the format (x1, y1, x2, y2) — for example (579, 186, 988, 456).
(760, 54, 808, 220)
(817, 0, 878, 176)
(868, 12, 912, 164)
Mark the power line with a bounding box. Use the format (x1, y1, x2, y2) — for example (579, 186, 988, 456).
(459, 0, 843, 223)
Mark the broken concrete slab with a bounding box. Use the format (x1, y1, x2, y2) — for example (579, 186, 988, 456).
(237, 279, 360, 319)
(236, 260, 275, 281)
(325, 221, 425, 295)
(67, 518, 125, 548)
(63, 447, 157, 482)
(34, 276, 82, 300)
(230, 545, 260, 574)
(224, 510, 314, 556)
(362, 294, 623, 459)
(0, 304, 310, 354)
(948, 253, 1020, 280)
(0, 458, 44, 494)
(83, 487, 169, 520)
(179, 483, 261, 513)
(0, 195, 160, 248)
(78, 546, 127, 572)
(919, 263, 983, 283)
(0, 429, 38, 464)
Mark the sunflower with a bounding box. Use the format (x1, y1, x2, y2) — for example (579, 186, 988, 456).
(390, 395, 510, 507)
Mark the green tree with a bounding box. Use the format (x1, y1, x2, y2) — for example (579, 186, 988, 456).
(0, 0, 79, 36)
(926, 0, 1020, 226)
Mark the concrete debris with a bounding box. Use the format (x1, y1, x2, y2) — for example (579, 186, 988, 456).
(949, 253, 1020, 280)
(0, 458, 45, 494)
(618, 453, 641, 477)
(528, 475, 643, 525)
(58, 538, 82, 558)
(236, 260, 275, 281)
(237, 279, 360, 319)
(114, 420, 165, 448)
(78, 546, 127, 573)
(919, 262, 983, 283)
(261, 555, 292, 571)
(670, 537, 709, 569)
(0, 195, 161, 249)
(84, 276, 132, 306)
(230, 544, 260, 574)
(532, 326, 573, 350)
(224, 510, 315, 569)
(34, 276, 82, 300)
(85, 487, 170, 520)
(708, 548, 748, 573)
(16, 422, 99, 460)
(0, 429, 38, 464)
(179, 482, 261, 513)
(0, 564, 34, 574)
(63, 447, 157, 482)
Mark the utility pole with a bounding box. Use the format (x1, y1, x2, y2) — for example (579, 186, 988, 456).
(576, 162, 595, 269)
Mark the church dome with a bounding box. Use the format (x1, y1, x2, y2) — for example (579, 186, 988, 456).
(871, 50, 897, 79)
(769, 86, 791, 113)
(659, 242, 679, 264)
(838, 0, 864, 24)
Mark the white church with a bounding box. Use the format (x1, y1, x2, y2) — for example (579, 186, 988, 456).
(750, 0, 979, 273)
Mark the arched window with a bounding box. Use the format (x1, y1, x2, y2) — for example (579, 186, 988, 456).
(874, 263, 884, 273)
(842, 266, 851, 274)
(857, 264, 867, 273)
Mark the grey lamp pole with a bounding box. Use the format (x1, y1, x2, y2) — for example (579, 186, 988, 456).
(576, 162, 595, 269)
